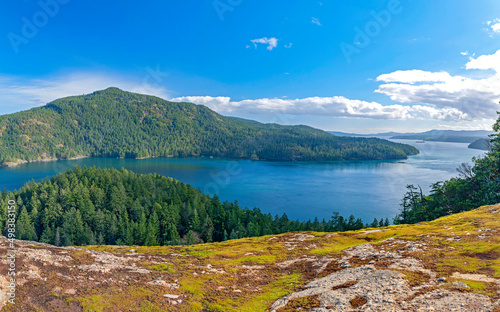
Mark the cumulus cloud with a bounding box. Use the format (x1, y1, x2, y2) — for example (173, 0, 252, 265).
(375, 49, 500, 120)
(250, 37, 278, 50)
(170, 95, 467, 121)
(486, 18, 500, 34)
(2, 50, 499, 124)
(465, 49, 500, 71)
(377, 70, 453, 84)
(172, 50, 500, 122)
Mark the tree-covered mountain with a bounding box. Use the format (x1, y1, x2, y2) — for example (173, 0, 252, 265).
(1, 166, 385, 247)
(0, 88, 418, 165)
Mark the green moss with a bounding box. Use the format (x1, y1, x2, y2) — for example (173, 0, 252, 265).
(187, 250, 216, 257)
(149, 263, 176, 273)
(230, 255, 276, 265)
(237, 273, 303, 312)
(310, 236, 365, 255)
(460, 280, 497, 297)
(180, 277, 205, 297)
(70, 286, 162, 312)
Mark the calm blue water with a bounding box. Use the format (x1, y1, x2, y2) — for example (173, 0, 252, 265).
(0, 140, 485, 222)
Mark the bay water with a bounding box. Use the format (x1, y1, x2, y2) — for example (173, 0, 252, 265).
(0, 140, 485, 222)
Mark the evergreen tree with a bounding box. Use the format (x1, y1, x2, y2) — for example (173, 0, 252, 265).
(165, 222, 180, 245)
(145, 222, 158, 246)
(17, 207, 37, 241)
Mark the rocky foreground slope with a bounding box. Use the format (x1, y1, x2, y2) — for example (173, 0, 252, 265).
(1, 205, 500, 311)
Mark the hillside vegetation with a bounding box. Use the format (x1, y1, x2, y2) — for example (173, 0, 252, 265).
(0, 166, 387, 248)
(1, 204, 499, 311)
(395, 113, 499, 225)
(0, 88, 418, 166)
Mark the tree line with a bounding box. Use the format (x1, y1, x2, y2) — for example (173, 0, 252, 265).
(1, 166, 389, 247)
(395, 111, 500, 224)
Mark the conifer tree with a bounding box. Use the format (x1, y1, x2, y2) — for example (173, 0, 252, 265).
(17, 207, 37, 241)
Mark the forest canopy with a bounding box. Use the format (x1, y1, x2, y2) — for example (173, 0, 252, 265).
(0, 88, 418, 165)
(1, 166, 387, 246)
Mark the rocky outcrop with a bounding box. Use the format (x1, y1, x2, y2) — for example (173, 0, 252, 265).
(271, 239, 500, 311)
(0, 204, 499, 311)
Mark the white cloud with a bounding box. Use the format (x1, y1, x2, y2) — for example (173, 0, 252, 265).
(0, 71, 170, 114)
(170, 95, 467, 121)
(311, 17, 321, 26)
(465, 49, 500, 71)
(172, 49, 500, 122)
(284, 43, 293, 48)
(485, 18, 500, 35)
(460, 51, 469, 56)
(493, 23, 500, 33)
(434, 123, 493, 131)
(375, 49, 500, 120)
(170, 95, 232, 112)
(377, 70, 453, 84)
(2, 50, 499, 125)
(250, 37, 278, 51)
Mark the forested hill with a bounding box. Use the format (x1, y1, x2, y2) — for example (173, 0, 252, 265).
(0, 87, 418, 165)
(1, 166, 382, 246)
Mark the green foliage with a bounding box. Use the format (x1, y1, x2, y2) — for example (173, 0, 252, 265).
(395, 109, 500, 224)
(1, 166, 383, 246)
(0, 88, 418, 165)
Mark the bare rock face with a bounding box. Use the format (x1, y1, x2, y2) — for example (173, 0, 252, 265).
(272, 265, 412, 311)
(271, 239, 500, 312)
(404, 289, 495, 312)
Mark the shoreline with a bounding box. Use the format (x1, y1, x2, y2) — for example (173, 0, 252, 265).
(0, 152, 417, 168)
(1, 155, 90, 168)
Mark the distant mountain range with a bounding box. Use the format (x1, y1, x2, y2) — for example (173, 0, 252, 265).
(329, 131, 407, 138)
(329, 129, 494, 150)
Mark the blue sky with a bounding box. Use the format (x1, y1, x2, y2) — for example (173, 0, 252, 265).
(1, 0, 499, 133)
